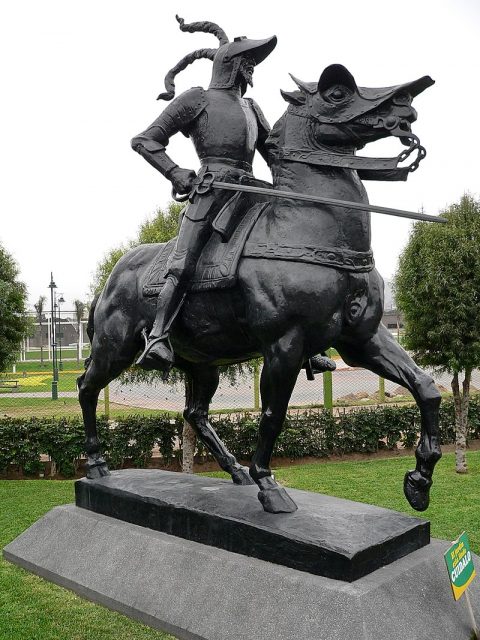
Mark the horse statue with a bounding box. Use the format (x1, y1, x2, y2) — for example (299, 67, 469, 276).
(78, 63, 442, 514)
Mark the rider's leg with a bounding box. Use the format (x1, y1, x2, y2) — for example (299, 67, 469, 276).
(136, 214, 212, 369)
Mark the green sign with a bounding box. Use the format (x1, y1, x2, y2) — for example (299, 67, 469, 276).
(444, 531, 476, 600)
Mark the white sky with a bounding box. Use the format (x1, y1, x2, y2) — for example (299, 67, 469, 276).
(1, 0, 479, 311)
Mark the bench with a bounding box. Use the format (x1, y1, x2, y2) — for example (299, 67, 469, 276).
(0, 379, 19, 389)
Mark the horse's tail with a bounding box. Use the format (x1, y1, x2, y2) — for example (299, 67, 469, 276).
(83, 295, 99, 371)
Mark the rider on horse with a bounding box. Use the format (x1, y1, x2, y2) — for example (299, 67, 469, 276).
(132, 17, 335, 375)
(132, 18, 276, 370)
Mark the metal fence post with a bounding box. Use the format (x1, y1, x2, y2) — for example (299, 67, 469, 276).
(323, 349, 334, 413)
(379, 376, 385, 403)
(104, 384, 110, 420)
(253, 361, 260, 411)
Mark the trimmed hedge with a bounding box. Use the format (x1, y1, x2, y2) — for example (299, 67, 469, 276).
(1, 398, 479, 477)
(0, 414, 182, 477)
(206, 397, 480, 460)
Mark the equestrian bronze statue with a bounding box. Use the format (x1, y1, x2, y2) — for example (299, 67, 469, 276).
(78, 16, 442, 514)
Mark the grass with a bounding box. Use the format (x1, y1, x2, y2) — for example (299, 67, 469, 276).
(0, 397, 177, 419)
(0, 372, 80, 395)
(1, 452, 479, 640)
(19, 348, 91, 362)
(4, 359, 87, 374)
(0, 481, 175, 640)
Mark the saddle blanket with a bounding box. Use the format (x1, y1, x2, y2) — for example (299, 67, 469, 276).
(143, 203, 268, 296)
(143, 203, 374, 297)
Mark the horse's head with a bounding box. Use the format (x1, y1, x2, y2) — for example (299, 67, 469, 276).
(275, 64, 434, 180)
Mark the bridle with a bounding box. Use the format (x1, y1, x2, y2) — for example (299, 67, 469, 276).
(279, 108, 427, 182)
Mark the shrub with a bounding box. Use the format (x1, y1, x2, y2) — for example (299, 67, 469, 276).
(0, 398, 478, 477)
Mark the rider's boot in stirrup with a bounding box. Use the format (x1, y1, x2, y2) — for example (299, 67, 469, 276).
(136, 277, 183, 373)
(303, 352, 337, 380)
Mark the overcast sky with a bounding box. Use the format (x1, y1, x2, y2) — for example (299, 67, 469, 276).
(1, 0, 479, 311)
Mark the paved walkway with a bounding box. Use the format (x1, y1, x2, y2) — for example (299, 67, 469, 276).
(0, 391, 78, 399)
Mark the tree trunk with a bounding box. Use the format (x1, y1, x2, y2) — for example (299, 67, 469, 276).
(452, 372, 468, 473)
(182, 419, 196, 474)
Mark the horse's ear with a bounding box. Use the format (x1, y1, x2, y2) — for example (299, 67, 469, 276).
(318, 64, 358, 94)
(289, 73, 315, 94)
(280, 89, 306, 105)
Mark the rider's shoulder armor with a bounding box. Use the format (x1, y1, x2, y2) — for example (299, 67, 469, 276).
(166, 87, 207, 137)
(139, 87, 208, 145)
(244, 98, 271, 138)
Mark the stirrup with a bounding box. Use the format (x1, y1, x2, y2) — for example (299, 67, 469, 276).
(135, 333, 174, 371)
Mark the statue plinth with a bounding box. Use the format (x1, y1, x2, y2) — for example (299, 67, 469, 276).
(75, 469, 429, 582)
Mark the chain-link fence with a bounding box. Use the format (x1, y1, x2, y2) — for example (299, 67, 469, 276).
(3, 328, 480, 419)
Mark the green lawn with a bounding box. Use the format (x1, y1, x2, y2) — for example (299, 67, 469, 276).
(0, 397, 177, 419)
(0, 372, 79, 395)
(1, 451, 479, 639)
(0, 481, 174, 640)
(21, 348, 91, 362)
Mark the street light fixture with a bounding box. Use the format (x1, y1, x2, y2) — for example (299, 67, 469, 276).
(48, 273, 58, 400)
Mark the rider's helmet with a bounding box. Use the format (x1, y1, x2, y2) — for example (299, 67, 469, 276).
(157, 15, 276, 100)
(209, 36, 277, 90)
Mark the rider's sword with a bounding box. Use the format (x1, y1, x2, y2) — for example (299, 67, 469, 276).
(191, 174, 446, 224)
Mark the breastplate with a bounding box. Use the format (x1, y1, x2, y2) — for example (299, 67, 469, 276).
(190, 89, 258, 166)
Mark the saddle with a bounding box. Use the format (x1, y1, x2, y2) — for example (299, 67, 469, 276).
(143, 202, 374, 297)
(143, 202, 268, 296)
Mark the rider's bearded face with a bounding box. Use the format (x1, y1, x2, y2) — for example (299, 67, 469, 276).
(238, 57, 256, 92)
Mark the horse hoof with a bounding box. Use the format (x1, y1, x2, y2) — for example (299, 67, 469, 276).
(403, 470, 432, 511)
(86, 458, 111, 479)
(258, 486, 298, 513)
(231, 465, 255, 486)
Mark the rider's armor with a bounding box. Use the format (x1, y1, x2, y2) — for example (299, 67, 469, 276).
(132, 31, 276, 370)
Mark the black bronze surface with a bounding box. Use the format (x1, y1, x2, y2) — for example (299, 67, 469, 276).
(78, 16, 442, 515)
(75, 469, 430, 582)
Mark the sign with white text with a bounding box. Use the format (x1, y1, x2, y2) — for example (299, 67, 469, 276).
(444, 532, 476, 601)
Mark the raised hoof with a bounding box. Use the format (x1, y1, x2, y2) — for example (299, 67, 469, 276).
(403, 470, 432, 511)
(258, 486, 298, 513)
(231, 465, 255, 486)
(86, 458, 111, 479)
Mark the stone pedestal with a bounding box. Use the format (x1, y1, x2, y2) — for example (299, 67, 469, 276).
(75, 469, 429, 581)
(4, 470, 479, 639)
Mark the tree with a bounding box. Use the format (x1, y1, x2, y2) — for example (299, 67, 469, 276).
(90, 201, 184, 296)
(73, 300, 86, 363)
(0, 243, 30, 372)
(34, 295, 47, 367)
(394, 194, 480, 473)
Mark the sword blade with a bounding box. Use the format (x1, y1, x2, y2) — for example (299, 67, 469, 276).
(211, 181, 446, 224)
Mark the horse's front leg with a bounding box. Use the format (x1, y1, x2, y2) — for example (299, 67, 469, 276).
(250, 328, 304, 513)
(337, 323, 442, 511)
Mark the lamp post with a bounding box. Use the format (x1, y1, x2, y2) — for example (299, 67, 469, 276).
(48, 273, 58, 400)
(58, 295, 65, 371)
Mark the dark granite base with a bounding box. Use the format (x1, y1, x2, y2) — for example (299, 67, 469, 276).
(75, 469, 429, 582)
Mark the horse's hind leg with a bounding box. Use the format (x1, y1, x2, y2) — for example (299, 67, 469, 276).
(337, 323, 442, 511)
(77, 353, 134, 478)
(183, 364, 254, 485)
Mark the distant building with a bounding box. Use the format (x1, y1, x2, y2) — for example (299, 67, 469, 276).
(382, 309, 404, 333)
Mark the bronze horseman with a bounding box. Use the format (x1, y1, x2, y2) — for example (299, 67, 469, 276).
(132, 18, 276, 370)
(78, 16, 442, 515)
